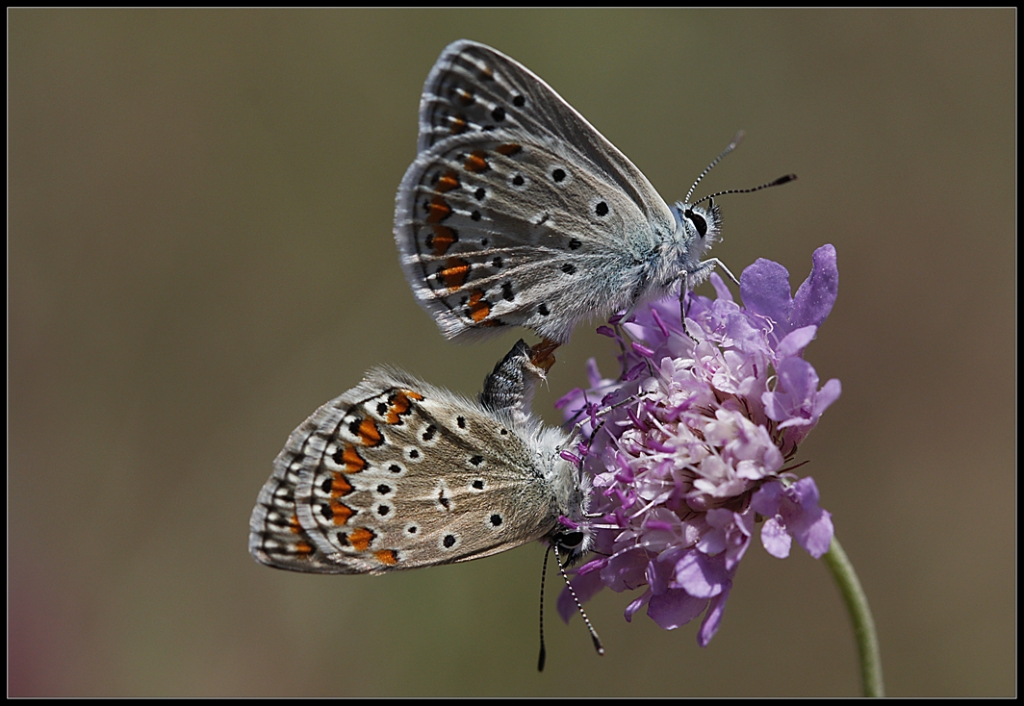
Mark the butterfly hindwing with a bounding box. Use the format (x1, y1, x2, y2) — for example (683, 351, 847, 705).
(250, 401, 355, 574)
(397, 130, 662, 343)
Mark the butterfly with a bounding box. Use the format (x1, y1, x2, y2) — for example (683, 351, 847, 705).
(249, 340, 593, 575)
(394, 40, 793, 349)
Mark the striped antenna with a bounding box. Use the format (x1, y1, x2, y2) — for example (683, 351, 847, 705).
(683, 130, 797, 207)
(683, 130, 745, 204)
(537, 543, 605, 671)
(692, 173, 797, 208)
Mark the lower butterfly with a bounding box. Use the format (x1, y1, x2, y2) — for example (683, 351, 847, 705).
(249, 340, 592, 575)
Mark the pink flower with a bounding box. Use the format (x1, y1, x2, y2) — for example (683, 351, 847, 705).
(557, 245, 840, 645)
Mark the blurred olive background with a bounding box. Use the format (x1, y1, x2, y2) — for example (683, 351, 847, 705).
(9, 8, 1014, 697)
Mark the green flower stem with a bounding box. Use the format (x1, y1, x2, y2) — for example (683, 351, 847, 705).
(823, 535, 884, 697)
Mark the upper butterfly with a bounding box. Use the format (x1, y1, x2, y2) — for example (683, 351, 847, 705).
(394, 39, 793, 346)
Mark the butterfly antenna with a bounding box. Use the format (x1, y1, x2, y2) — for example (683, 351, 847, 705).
(684, 130, 745, 204)
(693, 173, 797, 208)
(553, 544, 605, 660)
(537, 546, 551, 672)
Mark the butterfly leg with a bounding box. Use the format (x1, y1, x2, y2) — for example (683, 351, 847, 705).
(679, 258, 741, 324)
(700, 257, 740, 286)
(680, 272, 691, 324)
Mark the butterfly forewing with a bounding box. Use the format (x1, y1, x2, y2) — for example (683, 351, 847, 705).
(418, 40, 676, 228)
(250, 370, 567, 575)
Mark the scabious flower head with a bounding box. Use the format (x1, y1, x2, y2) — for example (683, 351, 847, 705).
(557, 245, 840, 646)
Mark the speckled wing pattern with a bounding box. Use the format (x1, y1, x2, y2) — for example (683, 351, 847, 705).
(394, 40, 679, 344)
(250, 358, 571, 575)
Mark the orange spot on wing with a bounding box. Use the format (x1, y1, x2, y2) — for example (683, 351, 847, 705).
(348, 527, 375, 552)
(440, 257, 471, 290)
(294, 540, 314, 556)
(374, 549, 399, 566)
(429, 225, 457, 256)
(435, 170, 460, 192)
(496, 143, 522, 156)
(464, 150, 489, 173)
(288, 514, 302, 533)
(358, 418, 382, 447)
(426, 197, 452, 224)
(330, 472, 353, 497)
(331, 501, 354, 525)
(385, 391, 415, 424)
(467, 289, 490, 323)
(404, 390, 423, 401)
(342, 443, 366, 472)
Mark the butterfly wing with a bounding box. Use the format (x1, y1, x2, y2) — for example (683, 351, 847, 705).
(395, 41, 681, 344)
(416, 39, 673, 223)
(249, 369, 567, 575)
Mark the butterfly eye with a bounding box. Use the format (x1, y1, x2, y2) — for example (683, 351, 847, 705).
(557, 530, 585, 550)
(684, 208, 708, 238)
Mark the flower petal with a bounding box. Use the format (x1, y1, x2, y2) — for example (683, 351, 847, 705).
(672, 550, 729, 599)
(790, 244, 838, 330)
(647, 588, 709, 630)
(760, 517, 792, 558)
(740, 258, 794, 331)
(697, 585, 732, 647)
